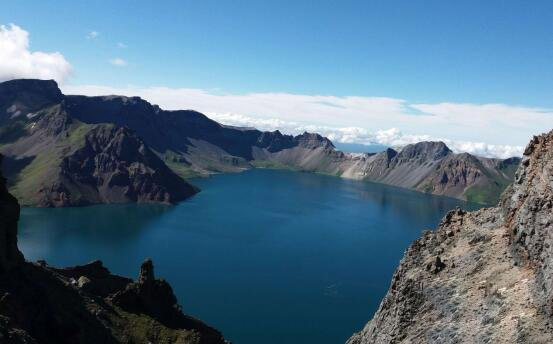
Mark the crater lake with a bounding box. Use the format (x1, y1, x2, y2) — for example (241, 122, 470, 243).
(18, 168, 480, 344)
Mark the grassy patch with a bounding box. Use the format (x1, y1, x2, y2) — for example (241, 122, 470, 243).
(464, 179, 508, 205)
(108, 305, 199, 344)
(156, 150, 203, 179)
(165, 160, 203, 179)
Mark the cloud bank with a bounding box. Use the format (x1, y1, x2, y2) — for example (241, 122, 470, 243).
(207, 113, 524, 159)
(0, 24, 72, 83)
(63, 84, 552, 158)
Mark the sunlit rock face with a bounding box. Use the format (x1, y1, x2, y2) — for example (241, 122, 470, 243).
(347, 130, 553, 344)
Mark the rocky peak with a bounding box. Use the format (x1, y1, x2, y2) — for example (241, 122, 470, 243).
(138, 258, 155, 285)
(398, 141, 452, 161)
(256, 130, 296, 152)
(295, 132, 335, 149)
(111, 258, 182, 326)
(383, 147, 398, 160)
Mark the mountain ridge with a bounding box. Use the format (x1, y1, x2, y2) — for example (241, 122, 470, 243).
(0, 79, 519, 206)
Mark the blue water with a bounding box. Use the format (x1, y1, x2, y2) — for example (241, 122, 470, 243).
(18, 169, 479, 343)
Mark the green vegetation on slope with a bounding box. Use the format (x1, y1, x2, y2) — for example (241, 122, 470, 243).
(108, 305, 201, 344)
(463, 178, 511, 205)
(158, 150, 202, 179)
(9, 121, 98, 205)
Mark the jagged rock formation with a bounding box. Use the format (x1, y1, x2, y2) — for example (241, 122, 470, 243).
(38, 125, 198, 207)
(0, 155, 226, 343)
(347, 130, 553, 344)
(0, 79, 518, 206)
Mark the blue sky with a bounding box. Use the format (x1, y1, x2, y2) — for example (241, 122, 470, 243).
(2, 1, 553, 157)
(4, 0, 553, 104)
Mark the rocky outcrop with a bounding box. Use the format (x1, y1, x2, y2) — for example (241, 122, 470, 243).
(502, 131, 553, 315)
(347, 130, 553, 343)
(37, 125, 198, 207)
(0, 79, 518, 206)
(0, 154, 227, 343)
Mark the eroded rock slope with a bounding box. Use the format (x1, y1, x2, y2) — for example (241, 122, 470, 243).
(347, 130, 553, 343)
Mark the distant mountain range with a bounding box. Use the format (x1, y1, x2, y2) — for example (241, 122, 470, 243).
(0, 79, 520, 207)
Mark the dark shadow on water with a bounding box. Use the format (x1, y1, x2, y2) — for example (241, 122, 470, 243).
(19, 203, 176, 267)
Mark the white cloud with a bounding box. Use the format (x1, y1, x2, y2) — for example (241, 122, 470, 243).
(86, 31, 99, 40)
(0, 24, 72, 84)
(206, 114, 524, 159)
(117, 42, 127, 48)
(369, 128, 524, 159)
(61, 84, 553, 158)
(109, 58, 127, 67)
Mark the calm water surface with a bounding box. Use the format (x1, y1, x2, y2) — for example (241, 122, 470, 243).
(18, 169, 480, 344)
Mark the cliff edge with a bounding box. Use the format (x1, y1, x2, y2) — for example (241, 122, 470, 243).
(347, 130, 553, 343)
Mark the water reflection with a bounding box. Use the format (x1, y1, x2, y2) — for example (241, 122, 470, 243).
(19, 203, 175, 265)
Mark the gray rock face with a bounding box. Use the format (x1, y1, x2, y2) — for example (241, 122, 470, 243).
(502, 131, 553, 315)
(347, 130, 553, 344)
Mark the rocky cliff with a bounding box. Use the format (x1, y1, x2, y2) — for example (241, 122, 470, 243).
(0, 79, 518, 206)
(38, 125, 198, 207)
(347, 130, 553, 343)
(0, 154, 226, 343)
